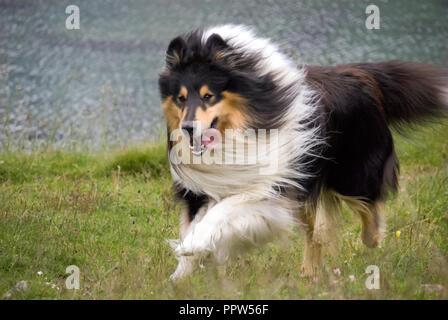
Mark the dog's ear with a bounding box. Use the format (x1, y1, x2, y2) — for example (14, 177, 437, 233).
(166, 36, 187, 68)
(205, 33, 228, 60)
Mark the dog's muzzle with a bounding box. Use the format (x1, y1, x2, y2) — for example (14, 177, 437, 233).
(182, 118, 219, 157)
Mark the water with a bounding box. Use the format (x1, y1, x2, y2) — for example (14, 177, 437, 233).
(1, 0, 447, 149)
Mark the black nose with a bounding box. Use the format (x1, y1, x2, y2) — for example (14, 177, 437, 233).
(181, 123, 194, 137)
(181, 122, 195, 145)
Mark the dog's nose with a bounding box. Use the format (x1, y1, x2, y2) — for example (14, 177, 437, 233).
(181, 122, 194, 138)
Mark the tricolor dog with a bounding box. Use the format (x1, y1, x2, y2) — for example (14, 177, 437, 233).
(158, 25, 448, 280)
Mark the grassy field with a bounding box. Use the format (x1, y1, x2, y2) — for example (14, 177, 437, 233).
(0, 122, 447, 300)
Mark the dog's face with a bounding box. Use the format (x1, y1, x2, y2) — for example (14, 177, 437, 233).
(159, 34, 248, 151)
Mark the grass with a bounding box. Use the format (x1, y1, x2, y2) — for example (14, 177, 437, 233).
(0, 122, 447, 300)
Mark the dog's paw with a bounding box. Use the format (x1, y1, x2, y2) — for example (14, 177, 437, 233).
(174, 244, 194, 257)
(169, 269, 184, 281)
(175, 231, 212, 257)
(169, 256, 198, 281)
(166, 238, 180, 251)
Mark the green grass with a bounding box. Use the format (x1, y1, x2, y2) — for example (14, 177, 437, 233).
(1, 122, 447, 300)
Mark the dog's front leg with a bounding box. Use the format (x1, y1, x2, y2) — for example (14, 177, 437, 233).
(169, 256, 199, 280)
(169, 201, 214, 280)
(174, 195, 296, 268)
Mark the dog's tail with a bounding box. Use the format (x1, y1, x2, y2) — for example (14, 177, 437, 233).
(355, 61, 448, 127)
(306, 61, 448, 128)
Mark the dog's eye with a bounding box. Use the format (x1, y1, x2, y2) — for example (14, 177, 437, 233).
(203, 94, 213, 101)
(178, 95, 186, 102)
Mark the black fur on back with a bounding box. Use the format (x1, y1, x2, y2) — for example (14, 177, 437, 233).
(305, 61, 448, 202)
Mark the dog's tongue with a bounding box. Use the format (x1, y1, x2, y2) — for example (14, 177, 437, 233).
(201, 136, 213, 147)
(192, 128, 221, 155)
(201, 128, 220, 149)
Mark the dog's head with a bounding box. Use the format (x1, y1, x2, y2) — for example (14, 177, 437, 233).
(158, 31, 251, 154)
(159, 26, 296, 157)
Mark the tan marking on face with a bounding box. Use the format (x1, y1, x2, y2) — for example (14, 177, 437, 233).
(199, 85, 216, 104)
(215, 91, 248, 131)
(162, 96, 186, 131)
(199, 85, 212, 98)
(190, 91, 248, 134)
(195, 105, 218, 129)
(179, 86, 188, 99)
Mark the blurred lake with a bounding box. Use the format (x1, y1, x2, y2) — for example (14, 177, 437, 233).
(1, 0, 447, 149)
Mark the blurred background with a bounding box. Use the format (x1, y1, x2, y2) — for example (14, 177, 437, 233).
(0, 0, 447, 150)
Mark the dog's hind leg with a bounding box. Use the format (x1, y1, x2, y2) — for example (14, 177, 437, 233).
(300, 192, 341, 277)
(345, 199, 385, 248)
(299, 207, 322, 277)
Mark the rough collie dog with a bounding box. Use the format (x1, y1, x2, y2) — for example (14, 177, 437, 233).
(158, 25, 447, 280)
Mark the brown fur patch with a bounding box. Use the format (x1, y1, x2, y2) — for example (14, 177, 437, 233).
(344, 198, 385, 248)
(199, 85, 212, 98)
(188, 91, 248, 134)
(300, 205, 323, 277)
(195, 105, 218, 128)
(162, 96, 186, 131)
(215, 91, 248, 132)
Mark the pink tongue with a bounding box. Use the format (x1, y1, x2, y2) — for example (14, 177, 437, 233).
(202, 137, 213, 146)
(201, 128, 220, 148)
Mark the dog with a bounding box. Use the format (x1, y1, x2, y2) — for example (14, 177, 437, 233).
(158, 25, 448, 280)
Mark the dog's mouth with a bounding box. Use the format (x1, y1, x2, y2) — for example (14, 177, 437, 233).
(190, 117, 219, 156)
